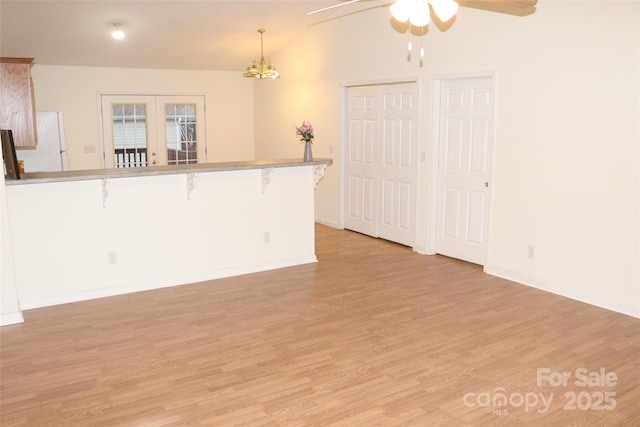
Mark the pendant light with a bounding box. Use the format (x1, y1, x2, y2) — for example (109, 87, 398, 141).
(243, 28, 280, 79)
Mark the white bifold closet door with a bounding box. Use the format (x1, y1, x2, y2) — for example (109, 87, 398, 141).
(344, 82, 419, 247)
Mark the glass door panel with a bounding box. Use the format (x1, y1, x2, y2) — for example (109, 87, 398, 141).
(165, 104, 197, 165)
(102, 95, 206, 168)
(112, 103, 149, 167)
(158, 96, 206, 166)
(101, 95, 158, 169)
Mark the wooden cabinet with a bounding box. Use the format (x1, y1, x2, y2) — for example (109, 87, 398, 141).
(0, 57, 37, 148)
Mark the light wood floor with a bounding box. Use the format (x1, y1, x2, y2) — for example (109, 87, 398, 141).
(1, 224, 638, 426)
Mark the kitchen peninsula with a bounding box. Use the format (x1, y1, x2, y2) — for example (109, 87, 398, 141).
(3, 158, 331, 311)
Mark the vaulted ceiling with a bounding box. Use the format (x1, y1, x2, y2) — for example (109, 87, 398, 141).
(1, 0, 536, 72)
(0, 0, 356, 71)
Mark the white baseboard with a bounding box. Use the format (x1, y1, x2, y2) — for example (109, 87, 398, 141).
(484, 265, 639, 319)
(20, 256, 317, 311)
(1, 312, 24, 326)
(413, 245, 428, 255)
(314, 218, 340, 229)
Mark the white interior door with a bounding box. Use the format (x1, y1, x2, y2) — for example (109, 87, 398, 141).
(344, 82, 418, 247)
(345, 85, 379, 238)
(378, 84, 418, 246)
(436, 77, 494, 265)
(101, 94, 206, 168)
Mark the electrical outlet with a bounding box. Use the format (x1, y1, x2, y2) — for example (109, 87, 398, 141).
(263, 232, 271, 244)
(527, 245, 535, 259)
(107, 250, 118, 265)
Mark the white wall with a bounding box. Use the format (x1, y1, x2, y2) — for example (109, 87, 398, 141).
(31, 65, 256, 170)
(5, 166, 316, 308)
(254, 1, 640, 317)
(0, 172, 23, 325)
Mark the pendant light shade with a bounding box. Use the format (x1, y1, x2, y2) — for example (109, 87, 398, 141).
(243, 28, 280, 79)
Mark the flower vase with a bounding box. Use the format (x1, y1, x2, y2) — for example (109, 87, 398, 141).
(303, 139, 313, 162)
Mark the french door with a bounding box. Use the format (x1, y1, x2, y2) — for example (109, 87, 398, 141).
(435, 76, 494, 265)
(344, 82, 418, 247)
(101, 95, 206, 168)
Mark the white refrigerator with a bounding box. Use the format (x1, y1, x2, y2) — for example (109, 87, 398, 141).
(16, 112, 68, 172)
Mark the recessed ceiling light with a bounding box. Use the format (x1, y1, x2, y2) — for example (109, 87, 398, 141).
(111, 23, 125, 40)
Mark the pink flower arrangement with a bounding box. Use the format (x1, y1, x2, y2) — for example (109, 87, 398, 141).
(296, 121, 314, 143)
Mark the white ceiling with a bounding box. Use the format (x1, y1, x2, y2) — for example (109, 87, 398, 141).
(0, 0, 372, 71)
(0, 0, 535, 72)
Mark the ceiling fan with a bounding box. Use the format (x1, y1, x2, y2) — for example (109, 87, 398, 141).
(308, 0, 538, 24)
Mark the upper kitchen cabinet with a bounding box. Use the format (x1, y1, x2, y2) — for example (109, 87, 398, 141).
(0, 58, 38, 148)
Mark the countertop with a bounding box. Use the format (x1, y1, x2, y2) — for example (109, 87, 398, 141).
(5, 158, 332, 185)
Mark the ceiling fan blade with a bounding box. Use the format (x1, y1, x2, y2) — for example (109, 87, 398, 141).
(306, 0, 536, 16)
(465, 0, 537, 7)
(307, 0, 364, 15)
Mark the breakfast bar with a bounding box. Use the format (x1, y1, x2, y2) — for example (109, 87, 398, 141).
(4, 158, 331, 310)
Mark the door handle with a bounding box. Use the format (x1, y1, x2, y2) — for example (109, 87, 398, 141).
(484, 181, 489, 188)
(152, 160, 157, 165)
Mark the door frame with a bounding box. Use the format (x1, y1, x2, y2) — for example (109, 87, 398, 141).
(427, 71, 496, 266)
(97, 91, 207, 169)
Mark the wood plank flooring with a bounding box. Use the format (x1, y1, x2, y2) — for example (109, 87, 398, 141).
(1, 224, 638, 426)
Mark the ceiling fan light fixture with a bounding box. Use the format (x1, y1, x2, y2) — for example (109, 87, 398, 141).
(243, 28, 280, 79)
(390, 0, 412, 23)
(409, 0, 430, 27)
(430, 0, 459, 22)
(391, 0, 459, 27)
